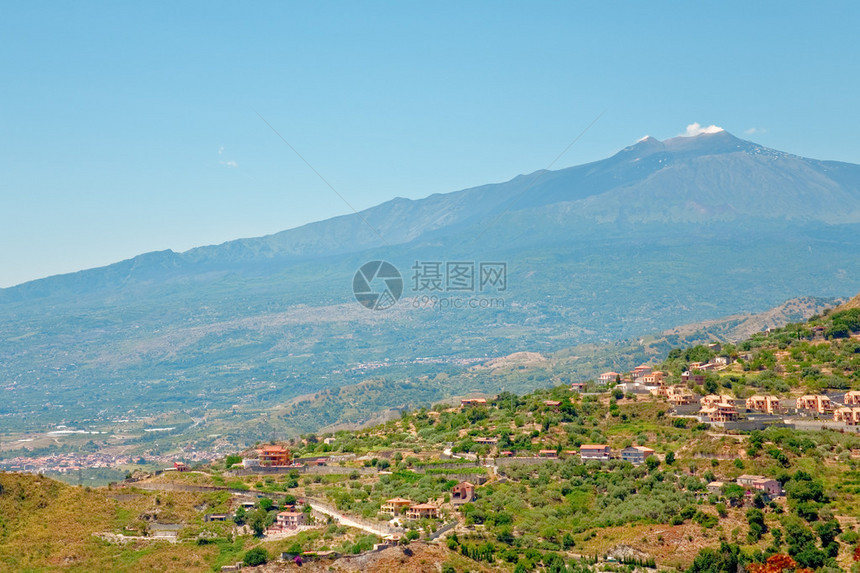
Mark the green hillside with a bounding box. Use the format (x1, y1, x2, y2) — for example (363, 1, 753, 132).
(3, 305, 860, 572)
(271, 307, 860, 571)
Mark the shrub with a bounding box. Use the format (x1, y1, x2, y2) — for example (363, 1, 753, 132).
(243, 547, 268, 566)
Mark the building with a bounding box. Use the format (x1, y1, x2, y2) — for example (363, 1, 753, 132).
(701, 395, 736, 408)
(707, 481, 724, 495)
(620, 445, 655, 466)
(844, 391, 860, 406)
(258, 445, 291, 467)
(242, 458, 260, 469)
(570, 382, 586, 392)
(796, 395, 833, 414)
(650, 385, 669, 397)
(580, 444, 611, 461)
(173, 462, 189, 472)
(746, 395, 782, 414)
(451, 481, 476, 505)
(834, 407, 860, 425)
(538, 449, 558, 458)
(474, 437, 498, 445)
(736, 474, 761, 486)
(641, 371, 664, 385)
(406, 503, 439, 520)
(632, 365, 652, 378)
(275, 511, 307, 529)
(682, 371, 706, 385)
(543, 400, 562, 409)
(598, 372, 619, 385)
(381, 497, 413, 515)
(667, 386, 695, 406)
(737, 475, 781, 497)
(460, 398, 487, 406)
(700, 403, 738, 423)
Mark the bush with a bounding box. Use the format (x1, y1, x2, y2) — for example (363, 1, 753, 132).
(243, 547, 269, 566)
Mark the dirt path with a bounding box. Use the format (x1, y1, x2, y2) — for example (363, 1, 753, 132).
(306, 499, 398, 538)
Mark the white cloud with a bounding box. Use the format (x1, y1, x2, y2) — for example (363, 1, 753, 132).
(744, 127, 767, 135)
(218, 146, 224, 155)
(219, 160, 238, 168)
(684, 122, 724, 137)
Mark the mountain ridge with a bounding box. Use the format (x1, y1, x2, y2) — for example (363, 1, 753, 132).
(3, 131, 860, 298)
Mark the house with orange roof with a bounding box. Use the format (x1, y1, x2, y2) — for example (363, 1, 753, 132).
(667, 386, 695, 405)
(258, 445, 291, 467)
(701, 395, 735, 409)
(580, 444, 611, 461)
(598, 372, 619, 385)
(620, 445, 655, 466)
(631, 365, 652, 378)
(274, 510, 307, 529)
(641, 371, 664, 386)
(406, 503, 439, 519)
(796, 395, 833, 414)
(701, 403, 738, 423)
(451, 481, 476, 505)
(834, 407, 860, 425)
(746, 395, 782, 414)
(381, 497, 413, 514)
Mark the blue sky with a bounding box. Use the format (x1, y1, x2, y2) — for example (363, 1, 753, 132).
(1, 2, 858, 287)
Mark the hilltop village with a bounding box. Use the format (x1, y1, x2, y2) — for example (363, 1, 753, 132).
(3, 307, 860, 572)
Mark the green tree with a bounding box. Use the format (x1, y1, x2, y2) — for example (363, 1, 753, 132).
(723, 483, 745, 505)
(816, 519, 841, 552)
(243, 547, 269, 566)
(645, 456, 660, 472)
(687, 542, 743, 573)
(248, 509, 267, 536)
(746, 508, 766, 542)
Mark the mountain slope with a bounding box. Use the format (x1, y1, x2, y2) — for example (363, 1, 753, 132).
(3, 130, 860, 301)
(1, 130, 860, 438)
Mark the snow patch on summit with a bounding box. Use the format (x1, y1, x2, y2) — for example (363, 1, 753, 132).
(683, 123, 724, 136)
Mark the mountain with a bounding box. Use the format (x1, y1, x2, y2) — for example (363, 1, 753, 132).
(5, 130, 860, 300)
(1, 130, 859, 440)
